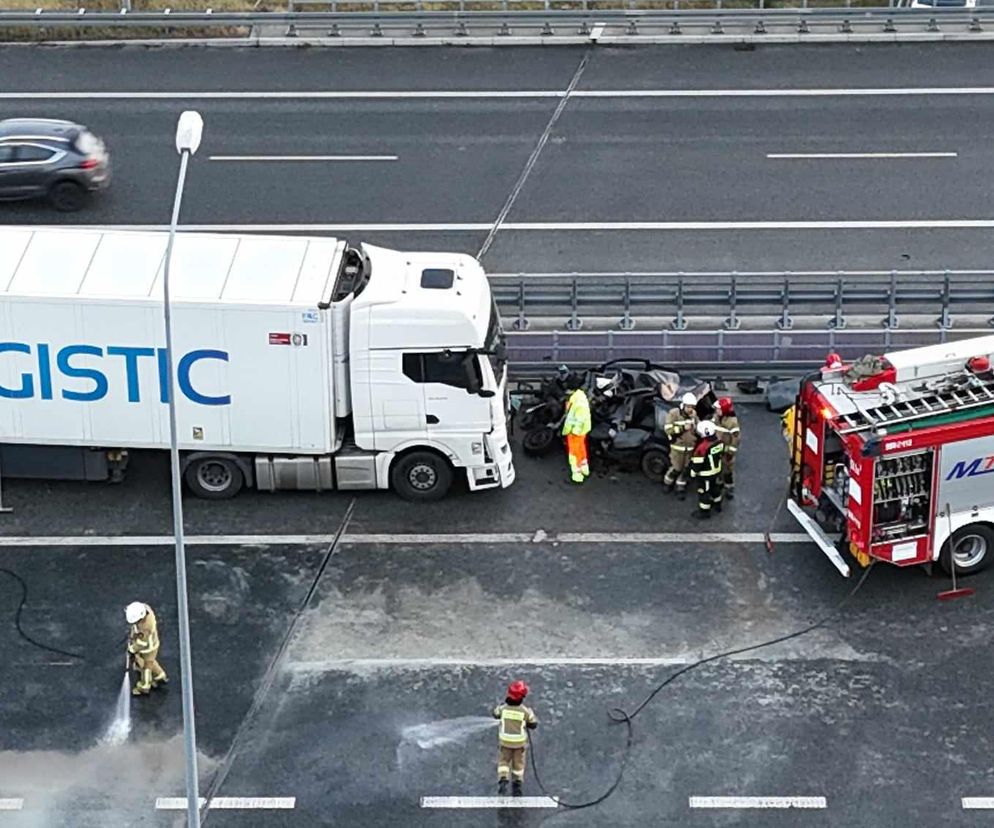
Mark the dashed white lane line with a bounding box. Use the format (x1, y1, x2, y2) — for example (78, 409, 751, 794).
(4, 87, 994, 100)
(963, 798, 994, 809)
(155, 797, 295, 810)
(690, 796, 827, 809)
(0, 532, 810, 547)
(768, 151, 958, 159)
(22, 219, 994, 233)
(0, 799, 24, 811)
(209, 155, 398, 162)
(421, 796, 559, 809)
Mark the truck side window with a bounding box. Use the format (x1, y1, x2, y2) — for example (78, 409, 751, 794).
(403, 352, 482, 390)
(402, 353, 424, 383)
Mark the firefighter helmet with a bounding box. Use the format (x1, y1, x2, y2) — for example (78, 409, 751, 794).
(507, 680, 529, 702)
(680, 392, 697, 408)
(824, 352, 843, 370)
(696, 420, 717, 438)
(715, 396, 734, 416)
(125, 602, 147, 624)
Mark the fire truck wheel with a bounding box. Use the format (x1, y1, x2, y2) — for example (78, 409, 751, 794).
(939, 525, 994, 576)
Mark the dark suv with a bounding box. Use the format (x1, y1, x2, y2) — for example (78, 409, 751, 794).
(0, 118, 110, 211)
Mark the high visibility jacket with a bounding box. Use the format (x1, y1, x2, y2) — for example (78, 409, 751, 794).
(690, 436, 723, 478)
(664, 406, 698, 452)
(128, 605, 160, 655)
(492, 702, 537, 748)
(780, 406, 796, 444)
(715, 414, 741, 454)
(561, 389, 592, 437)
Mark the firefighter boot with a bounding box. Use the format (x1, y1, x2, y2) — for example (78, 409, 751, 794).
(512, 781, 523, 797)
(693, 507, 710, 520)
(498, 780, 509, 796)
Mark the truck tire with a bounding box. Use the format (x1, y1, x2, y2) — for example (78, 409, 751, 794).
(184, 455, 244, 500)
(939, 524, 994, 576)
(391, 451, 453, 502)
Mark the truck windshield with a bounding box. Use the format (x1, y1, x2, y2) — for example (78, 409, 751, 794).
(485, 298, 506, 380)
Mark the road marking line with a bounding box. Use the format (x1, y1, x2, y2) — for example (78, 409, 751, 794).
(768, 152, 958, 159)
(421, 796, 559, 809)
(4, 87, 994, 100)
(963, 798, 994, 809)
(0, 799, 24, 811)
(155, 797, 295, 810)
(690, 796, 827, 809)
(209, 155, 398, 162)
(21, 219, 994, 233)
(290, 652, 838, 671)
(0, 532, 810, 547)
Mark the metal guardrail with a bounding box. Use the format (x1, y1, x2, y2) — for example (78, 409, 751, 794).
(490, 271, 994, 332)
(0, 4, 989, 34)
(505, 326, 991, 376)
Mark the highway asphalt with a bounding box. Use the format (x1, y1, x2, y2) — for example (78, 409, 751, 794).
(1, 407, 994, 826)
(2, 44, 994, 272)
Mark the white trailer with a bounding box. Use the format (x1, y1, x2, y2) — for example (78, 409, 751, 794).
(0, 228, 515, 501)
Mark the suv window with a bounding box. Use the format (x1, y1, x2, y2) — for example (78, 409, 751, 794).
(402, 351, 482, 390)
(14, 145, 55, 162)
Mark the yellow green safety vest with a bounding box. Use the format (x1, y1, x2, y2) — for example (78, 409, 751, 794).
(498, 707, 528, 746)
(561, 389, 592, 436)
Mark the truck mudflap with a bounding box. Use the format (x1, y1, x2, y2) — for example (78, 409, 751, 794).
(787, 498, 852, 578)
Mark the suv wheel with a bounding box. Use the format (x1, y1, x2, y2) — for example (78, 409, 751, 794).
(49, 180, 87, 212)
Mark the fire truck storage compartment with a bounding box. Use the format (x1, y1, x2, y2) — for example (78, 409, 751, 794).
(872, 449, 934, 544)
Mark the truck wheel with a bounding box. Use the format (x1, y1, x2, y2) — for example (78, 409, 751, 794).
(640, 447, 668, 483)
(184, 456, 244, 500)
(391, 451, 453, 502)
(939, 524, 994, 576)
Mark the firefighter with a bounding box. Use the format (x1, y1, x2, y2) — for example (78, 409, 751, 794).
(126, 601, 168, 696)
(662, 392, 699, 499)
(713, 396, 740, 499)
(689, 420, 724, 519)
(561, 381, 591, 484)
(492, 680, 538, 796)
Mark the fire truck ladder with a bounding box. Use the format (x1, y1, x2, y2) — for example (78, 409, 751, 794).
(837, 376, 994, 435)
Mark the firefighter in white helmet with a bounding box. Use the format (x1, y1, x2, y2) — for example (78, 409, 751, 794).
(126, 602, 168, 696)
(662, 392, 699, 499)
(689, 420, 724, 519)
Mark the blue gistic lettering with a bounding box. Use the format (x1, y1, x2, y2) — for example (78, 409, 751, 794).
(0, 343, 230, 406)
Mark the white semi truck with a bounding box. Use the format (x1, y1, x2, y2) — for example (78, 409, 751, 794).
(0, 228, 515, 501)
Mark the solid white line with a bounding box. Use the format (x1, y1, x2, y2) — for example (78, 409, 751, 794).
(209, 155, 398, 162)
(0, 799, 24, 811)
(768, 151, 958, 159)
(421, 796, 559, 809)
(0, 532, 810, 547)
(5, 87, 994, 100)
(690, 796, 827, 809)
(963, 798, 994, 809)
(290, 653, 817, 671)
(155, 797, 295, 810)
(22, 219, 994, 233)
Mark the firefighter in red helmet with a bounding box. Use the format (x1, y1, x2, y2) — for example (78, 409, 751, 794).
(713, 396, 741, 499)
(492, 680, 538, 796)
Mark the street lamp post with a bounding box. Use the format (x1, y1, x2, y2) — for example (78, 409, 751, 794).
(162, 110, 205, 828)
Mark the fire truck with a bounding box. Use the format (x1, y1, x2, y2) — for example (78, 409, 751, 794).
(787, 335, 994, 578)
